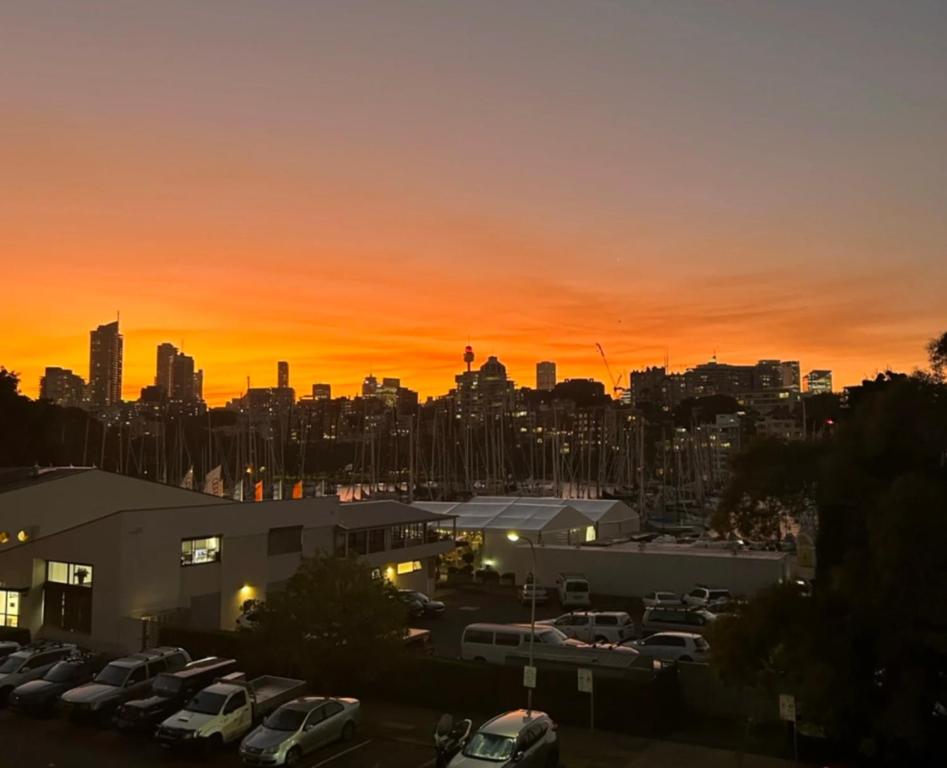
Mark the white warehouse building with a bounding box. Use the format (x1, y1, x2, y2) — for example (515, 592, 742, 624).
(0, 468, 454, 654)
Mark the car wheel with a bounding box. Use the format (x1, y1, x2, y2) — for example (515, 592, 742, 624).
(594, 635, 608, 644)
(203, 733, 224, 755)
(285, 746, 303, 765)
(341, 721, 356, 742)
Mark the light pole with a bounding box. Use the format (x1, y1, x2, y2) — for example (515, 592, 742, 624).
(507, 531, 536, 712)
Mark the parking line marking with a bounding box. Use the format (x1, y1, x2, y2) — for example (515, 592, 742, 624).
(311, 739, 371, 767)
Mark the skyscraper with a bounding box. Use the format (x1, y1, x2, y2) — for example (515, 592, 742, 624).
(39, 367, 86, 407)
(536, 361, 556, 391)
(806, 370, 833, 394)
(779, 361, 801, 392)
(193, 370, 204, 402)
(88, 320, 123, 406)
(156, 343, 177, 393)
(170, 353, 196, 401)
(278, 361, 289, 389)
(312, 383, 331, 400)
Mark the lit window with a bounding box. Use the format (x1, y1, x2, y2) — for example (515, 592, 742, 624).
(181, 535, 222, 566)
(396, 561, 422, 575)
(0, 590, 20, 627)
(47, 560, 93, 587)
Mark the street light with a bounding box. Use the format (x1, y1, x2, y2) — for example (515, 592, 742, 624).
(507, 530, 536, 712)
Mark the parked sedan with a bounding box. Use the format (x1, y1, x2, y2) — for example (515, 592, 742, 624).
(519, 584, 548, 606)
(239, 696, 360, 766)
(449, 709, 558, 767)
(397, 590, 446, 618)
(642, 591, 682, 608)
(626, 631, 710, 663)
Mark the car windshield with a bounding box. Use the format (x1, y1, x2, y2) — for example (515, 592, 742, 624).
(263, 707, 307, 731)
(184, 690, 227, 715)
(536, 628, 568, 645)
(95, 663, 130, 687)
(0, 656, 24, 674)
(44, 661, 80, 683)
(463, 732, 516, 761)
(152, 674, 184, 697)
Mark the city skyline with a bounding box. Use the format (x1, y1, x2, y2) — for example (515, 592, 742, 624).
(3, 2, 945, 404)
(13, 313, 922, 406)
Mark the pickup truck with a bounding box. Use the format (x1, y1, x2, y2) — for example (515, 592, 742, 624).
(156, 674, 307, 751)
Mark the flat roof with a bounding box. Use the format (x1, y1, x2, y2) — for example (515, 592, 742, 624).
(564, 541, 788, 560)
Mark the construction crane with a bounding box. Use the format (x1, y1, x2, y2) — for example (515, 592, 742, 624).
(595, 343, 627, 397)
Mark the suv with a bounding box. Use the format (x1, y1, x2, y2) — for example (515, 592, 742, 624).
(0, 643, 76, 705)
(642, 591, 681, 608)
(116, 656, 237, 731)
(626, 631, 710, 663)
(9, 652, 106, 716)
(536, 612, 635, 644)
(682, 586, 732, 608)
(61, 646, 190, 723)
(640, 606, 717, 636)
(450, 709, 559, 767)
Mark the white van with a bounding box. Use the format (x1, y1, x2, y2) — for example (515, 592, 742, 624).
(460, 623, 572, 665)
(556, 573, 591, 608)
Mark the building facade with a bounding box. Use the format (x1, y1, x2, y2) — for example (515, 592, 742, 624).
(88, 320, 123, 406)
(39, 367, 86, 408)
(806, 369, 833, 394)
(536, 361, 556, 391)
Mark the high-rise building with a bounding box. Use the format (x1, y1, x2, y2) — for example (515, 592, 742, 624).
(778, 361, 801, 392)
(170, 354, 195, 401)
(278, 361, 289, 389)
(806, 370, 833, 394)
(155, 343, 177, 393)
(39, 367, 86, 407)
(536, 361, 556, 391)
(193, 370, 204, 402)
(362, 375, 378, 397)
(88, 320, 123, 406)
(312, 383, 331, 400)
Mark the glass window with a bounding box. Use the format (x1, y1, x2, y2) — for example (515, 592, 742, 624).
(367, 529, 386, 553)
(494, 632, 521, 647)
(46, 561, 93, 587)
(396, 561, 422, 575)
(596, 615, 617, 626)
(265, 707, 307, 731)
(148, 658, 168, 676)
(268, 526, 302, 556)
(225, 691, 247, 713)
(127, 665, 147, 685)
(0, 590, 19, 627)
(348, 531, 368, 556)
(464, 629, 493, 644)
(324, 701, 343, 718)
(180, 536, 222, 566)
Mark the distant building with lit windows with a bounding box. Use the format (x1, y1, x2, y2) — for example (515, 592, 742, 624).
(536, 361, 556, 391)
(806, 370, 833, 394)
(39, 367, 86, 408)
(88, 320, 123, 407)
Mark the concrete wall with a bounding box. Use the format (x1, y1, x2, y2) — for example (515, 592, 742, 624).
(504, 543, 790, 597)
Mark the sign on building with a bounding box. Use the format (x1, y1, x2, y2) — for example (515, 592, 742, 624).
(523, 665, 537, 689)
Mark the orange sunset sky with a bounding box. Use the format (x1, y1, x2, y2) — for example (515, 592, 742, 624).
(2, 1, 946, 405)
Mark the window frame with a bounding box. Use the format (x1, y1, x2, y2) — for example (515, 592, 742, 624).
(180, 534, 223, 567)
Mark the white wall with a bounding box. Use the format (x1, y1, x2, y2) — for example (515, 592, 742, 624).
(505, 544, 789, 597)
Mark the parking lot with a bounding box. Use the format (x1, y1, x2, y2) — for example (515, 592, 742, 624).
(411, 584, 643, 657)
(0, 703, 433, 768)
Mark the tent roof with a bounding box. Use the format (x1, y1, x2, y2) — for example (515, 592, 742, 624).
(413, 496, 629, 532)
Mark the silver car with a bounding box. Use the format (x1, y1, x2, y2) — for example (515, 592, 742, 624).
(626, 631, 710, 663)
(449, 710, 559, 768)
(0, 644, 75, 705)
(239, 696, 360, 766)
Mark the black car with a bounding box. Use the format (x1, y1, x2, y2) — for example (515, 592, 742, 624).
(115, 656, 236, 731)
(9, 654, 104, 716)
(397, 590, 446, 618)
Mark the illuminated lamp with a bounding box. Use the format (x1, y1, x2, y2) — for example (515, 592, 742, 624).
(16, 529, 30, 543)
(0, 531, 8, 544)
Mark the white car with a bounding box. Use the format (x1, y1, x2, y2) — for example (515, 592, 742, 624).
(536, 612, 635, 644)
(518, 584, 548, 605)
(239, 696, 360, 766)
(682, 586, 732, 608)
(642, 591, 681, 608)
(626, 631, 709, 663)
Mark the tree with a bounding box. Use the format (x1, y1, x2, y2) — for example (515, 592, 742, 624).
(928, 331, 947, 378)
(709, 345, 947, 764)
(712, 436, 822, 542)
(247, 555, 408, 689)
